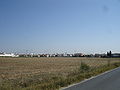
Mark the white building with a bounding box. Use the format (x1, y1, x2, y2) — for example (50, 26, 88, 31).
(0, 53, 19, 57)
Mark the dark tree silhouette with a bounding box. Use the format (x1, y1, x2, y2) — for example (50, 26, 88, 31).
(107, 51, 112, 57)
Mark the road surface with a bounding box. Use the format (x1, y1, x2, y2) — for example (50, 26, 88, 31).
(63, 67, 120, 90)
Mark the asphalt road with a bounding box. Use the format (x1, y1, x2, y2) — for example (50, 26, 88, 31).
(63, 67, 120, 90)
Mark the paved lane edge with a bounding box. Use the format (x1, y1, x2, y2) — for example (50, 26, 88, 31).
(61, 66, 120, 90)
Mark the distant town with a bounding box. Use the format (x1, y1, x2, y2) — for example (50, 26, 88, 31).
(0, 51, 120, 58)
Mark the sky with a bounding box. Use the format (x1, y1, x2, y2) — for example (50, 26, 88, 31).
(0, 0, 120, 54)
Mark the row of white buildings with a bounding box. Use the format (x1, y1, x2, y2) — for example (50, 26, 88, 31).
(1, 51, 120, 58)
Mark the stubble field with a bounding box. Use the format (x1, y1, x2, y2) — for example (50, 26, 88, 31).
(0, 57, 120, 90)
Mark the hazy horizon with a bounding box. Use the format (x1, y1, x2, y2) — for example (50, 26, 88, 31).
(0, 0, 120, 54)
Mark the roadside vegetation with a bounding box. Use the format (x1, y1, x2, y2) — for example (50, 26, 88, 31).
(0, 57, 120, 90)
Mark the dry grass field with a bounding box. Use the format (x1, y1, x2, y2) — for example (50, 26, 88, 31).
(0, 57, 120, 89)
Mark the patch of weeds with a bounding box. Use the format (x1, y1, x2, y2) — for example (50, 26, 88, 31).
(80, 62, 90, 72)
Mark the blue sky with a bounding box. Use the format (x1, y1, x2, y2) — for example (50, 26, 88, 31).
(0, 0, 120, 54)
